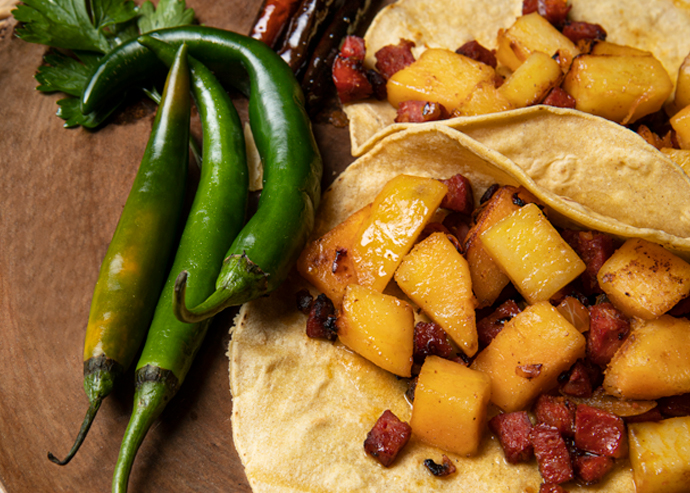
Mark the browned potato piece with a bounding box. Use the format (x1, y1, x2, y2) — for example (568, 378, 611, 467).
(590, 41, 651, 57)
(464, 186, 539, 308)
(562, 53, 673, 124)
(296, 204, 371, 306)
(498, 51, 563, 108)
(352, 174, 447, 292)
(387, 48, 497, 113)
(496, 12, 580, 71)
(410, 356, 492, 456)
(395, 232, 478, 356)
(471, 301, 586, 412)
(675, 52, 690, 110)
(480, 203, 585, 304)
(628, 416, 690, 493)
(452, 80, 513, 117)
(670, 104, 690, 150)
(603, 315, 690, 400)
(337, 284, 414, 377)
(597, 238, 690, 319)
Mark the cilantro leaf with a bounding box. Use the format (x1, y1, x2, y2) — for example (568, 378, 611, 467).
(13, 0, 138, 53)
(138, 0, 195, 34)
(56, 92, 126, 128)
(35, 51, 102, 97)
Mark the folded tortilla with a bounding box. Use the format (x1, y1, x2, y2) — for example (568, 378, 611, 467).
(229, 125, 690, 492)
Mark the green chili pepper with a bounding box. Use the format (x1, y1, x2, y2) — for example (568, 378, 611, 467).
(47, 43, 190, 466)
(111, 37, 249, 493)
(81, 26, 322, 323)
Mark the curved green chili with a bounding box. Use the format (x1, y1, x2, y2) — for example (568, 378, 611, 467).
(47, 43, 190, 466)
(81, 26, 322, 324)
(111, 37, 249, 493)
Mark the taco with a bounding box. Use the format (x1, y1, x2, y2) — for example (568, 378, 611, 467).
(228, 124, 690, 493)
(340, 0, 690, 157)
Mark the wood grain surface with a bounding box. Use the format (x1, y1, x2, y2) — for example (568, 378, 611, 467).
(0, 1, 387, 491)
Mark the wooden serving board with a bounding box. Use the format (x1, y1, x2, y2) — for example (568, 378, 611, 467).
(0, 1, 388, 490)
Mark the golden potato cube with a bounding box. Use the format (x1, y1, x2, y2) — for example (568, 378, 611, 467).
(352, 174, 447, 292)
(471, 301, 586, 412)
(562, 54, 673, 124)
(498, 51, 563, 108)
(496, 13, 580, 72)
(590, 41, 652, 57)
(337, 284, 414, 377)
(451, 80, 514, 117)
(395, 232, 478, 356)
(410, 355, 492, 456)
(480, 203, 586, 304)
(675, 52, 690, 110)
(386, 48, 497, 113)
(464, 186, 540, 308)
(603, 315, 690, 400)
(671, 104, 690, 150)
(597, 238, 690, 319)
(660, 147, 690, 175)
(629, 416, 690, 493)
(296, 205, 371, 306)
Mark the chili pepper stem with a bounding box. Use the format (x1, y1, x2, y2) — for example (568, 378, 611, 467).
(47, 398, 102, 465)
(173, 254, 269, 324)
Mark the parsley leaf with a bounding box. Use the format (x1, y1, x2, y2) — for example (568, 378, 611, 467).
(35, 51, 102, 97)
(138, 0, 195, 33)
(57, 92, 126, 128)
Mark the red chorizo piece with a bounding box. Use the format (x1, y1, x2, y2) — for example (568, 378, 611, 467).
(522, 0, 571, 27)
(534, 394, 576, 437)
(395, 100, 449, 123)
(442, 212, 471, 245)
(562, 21, 607, 43)
(575, 404, 628, 459)
(586, 302, 630, 367)
(375, 39, 416, 79)
(476, 299, 522, 347)
(364, 410, 412, 467)
(530, 423, 574, 484)
(332, 36, 372, 103)
(542, 87, 576, 109)
(413, 321, 457, 363)
(488, 411, 534, 463)
(669, 295, 690, 317)
(573, 453, 615, 484)
(306, 293, 338, 340)
(561, 230, 615, 295)
(540, 485, 570, 493)
(658, 393, 690, 417)
(340, 35, 366, 61)
(624, 407, 664, 424)
(456, 40, 497, 68)
(559, 359, 602, 398)
(440, 174, 474, 216)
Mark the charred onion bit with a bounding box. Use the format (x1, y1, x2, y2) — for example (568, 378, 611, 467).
(332, 35, 372, 103)
(561, 230, 615, 295)
(476, 299, 522, 348)
(395, 100, 448, 123)
(533, 394, 576, 437)
(542, 87, 576, 109)
(423, 455, 457, 477)
(296, 289, 314, 314)
(442, 212, 471, 246)
(364, 410, 412, 467)
(374, 38, 416, 80)
(572, 453, 615, 484)
(562, 20, 607, 43)
(539, 484, 570, 493)
(529, 423, 574, 484)
(440, 174, 474, 216)
(574, 404, 628, 459)
(366, 69, 388, 100)
(586, 302, 630, 367)
(331, 247, 348, 273)
(455, 40, 497, 68)
(559, 359, 602, 398)
(516, 363, 543, 380)
(413, 321, 457, 363)
(488, 411, 534, 463)
(306, 293, 338, 340)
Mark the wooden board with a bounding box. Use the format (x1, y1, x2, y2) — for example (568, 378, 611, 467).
(0, 1, 387, 491)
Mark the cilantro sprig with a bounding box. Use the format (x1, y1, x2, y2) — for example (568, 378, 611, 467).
(13, 0, 195, 128)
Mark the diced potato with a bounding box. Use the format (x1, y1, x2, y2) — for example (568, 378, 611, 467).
(386, 48, 497, 113)
(603, 315, 690, 400)
(395, 232, 478, 356)
(337, 284, 414, 377)
(562, 54, 674, 124)
(670, 104, 690, 150)
(597, 238, 690, 319)
(590, 41, 652, 57)
(628, 416, 690, 493)
(410, 356, 492, 455)
(452, 80, 514, 117)
(675, 52, 690, 110)
(296, 204, 371, 305)
(352, 174, 447, 292)
(496, 13, 580, 71)
(480, 203, 586, 304)
(660, 147, 690, 175)
(471, 301, 586, 412)
(464, 185, 540, 308)
(498, 51, 563, 108)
